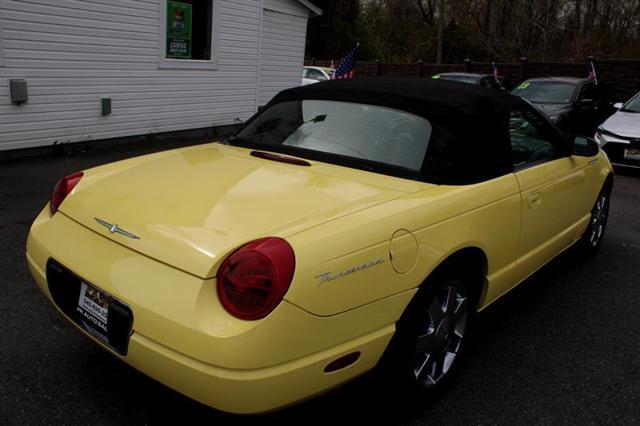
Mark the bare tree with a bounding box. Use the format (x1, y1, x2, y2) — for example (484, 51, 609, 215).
(310, 0, 640, 62)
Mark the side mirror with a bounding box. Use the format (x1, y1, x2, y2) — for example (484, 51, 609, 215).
(613, 102, 624, 109)
(573, 136, 599, 157)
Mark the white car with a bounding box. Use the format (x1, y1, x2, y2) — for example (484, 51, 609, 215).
(595, 92, 640, 168)
(302, 66, 334, 85)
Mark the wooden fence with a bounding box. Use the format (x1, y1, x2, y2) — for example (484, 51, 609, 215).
(305, 57, 640, 101)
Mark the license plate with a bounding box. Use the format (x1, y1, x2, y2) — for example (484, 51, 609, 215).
(77, 282, 110, 341)
(624, 148, 640, 161)
(47, 260, 133, 355)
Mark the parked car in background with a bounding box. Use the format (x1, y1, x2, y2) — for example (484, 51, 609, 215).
(511, 77, 612, 136)
(432, 72, 512, 91)
(27, 78, 613, 414)
(595, 92, 640, 169)
(302, 66, 334, 85)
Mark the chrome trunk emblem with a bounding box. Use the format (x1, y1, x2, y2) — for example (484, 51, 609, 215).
(94, 218, 140, 240)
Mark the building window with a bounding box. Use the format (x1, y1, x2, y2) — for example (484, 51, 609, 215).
(159, 0, 218, 69)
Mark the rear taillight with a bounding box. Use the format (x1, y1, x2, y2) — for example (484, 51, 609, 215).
(217, 237, 295, 320)
(50, 172, 83, 215)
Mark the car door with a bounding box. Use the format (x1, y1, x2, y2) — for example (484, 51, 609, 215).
(480, 76, 500, 91)
(509, 102, 588, 279)
(497, 77, 512, 92)
(592, 83, 613, 127)
(308, 68, 328, 82)
(302, 68, 323, 85)
(574, 82, 600, 134)
(302, 68, 316, 85)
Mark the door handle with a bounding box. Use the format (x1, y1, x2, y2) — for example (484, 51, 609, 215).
(527, 191, 542, 209)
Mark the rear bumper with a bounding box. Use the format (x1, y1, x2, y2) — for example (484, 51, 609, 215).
(126, 327, 392, 414)
(28, 254, 392, 413)
(26, 207, 413, 414)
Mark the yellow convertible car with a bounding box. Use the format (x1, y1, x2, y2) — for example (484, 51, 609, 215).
(26, 79, 613, 414)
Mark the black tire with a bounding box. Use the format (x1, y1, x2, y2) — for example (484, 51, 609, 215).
(379, 267, 477, 399)
(577, 181, 612, 256)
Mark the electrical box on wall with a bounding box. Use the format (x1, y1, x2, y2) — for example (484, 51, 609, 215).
(101, 98, 111, 115)
(10, 79, 28, 105)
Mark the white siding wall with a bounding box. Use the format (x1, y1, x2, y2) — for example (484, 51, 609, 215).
(0, 0, 311, 151)
(259, 0, 309, 106)
(258, 8, 307, 106)
(263, 0, 309, 16)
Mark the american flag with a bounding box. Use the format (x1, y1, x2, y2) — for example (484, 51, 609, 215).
(587, 60, 598, 84)
(491, 61, 499, 80)
(331, 44, 359, 79)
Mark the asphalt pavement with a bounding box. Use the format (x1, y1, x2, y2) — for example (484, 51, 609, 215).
(1, 142, 639, 425)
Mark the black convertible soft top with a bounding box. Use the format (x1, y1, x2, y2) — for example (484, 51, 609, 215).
(274, 77, 512, 108)
(271, 78, 527, 184)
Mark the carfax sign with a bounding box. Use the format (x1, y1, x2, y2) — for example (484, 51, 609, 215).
(166, 1, 192, 59)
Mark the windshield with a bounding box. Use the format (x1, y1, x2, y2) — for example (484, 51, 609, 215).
(231, 100, 432, 171)
(622, 93, 640, 112)
(511, 81, 577, 104)
(436, 74, 480, 85)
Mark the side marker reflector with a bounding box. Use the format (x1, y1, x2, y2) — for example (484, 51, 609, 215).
(324, 351, 361, 373)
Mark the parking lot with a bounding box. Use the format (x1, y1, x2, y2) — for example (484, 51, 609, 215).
(1, 141, 639, 425)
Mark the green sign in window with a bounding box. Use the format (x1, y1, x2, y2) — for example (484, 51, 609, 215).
(167, 1, 192, 59)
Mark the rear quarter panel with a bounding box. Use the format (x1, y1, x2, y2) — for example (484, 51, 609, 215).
(285, 173, 522, 316)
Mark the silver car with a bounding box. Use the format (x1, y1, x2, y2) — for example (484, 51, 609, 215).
(302, 66, 334, 86)
(595, 92, 640, 168)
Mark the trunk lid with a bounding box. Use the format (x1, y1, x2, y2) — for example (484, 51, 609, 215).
(62, 144, 428, 278)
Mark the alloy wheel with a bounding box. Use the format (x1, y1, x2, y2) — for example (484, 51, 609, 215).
(412, 282, 468, 387)
(589, 192, 609, 248)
